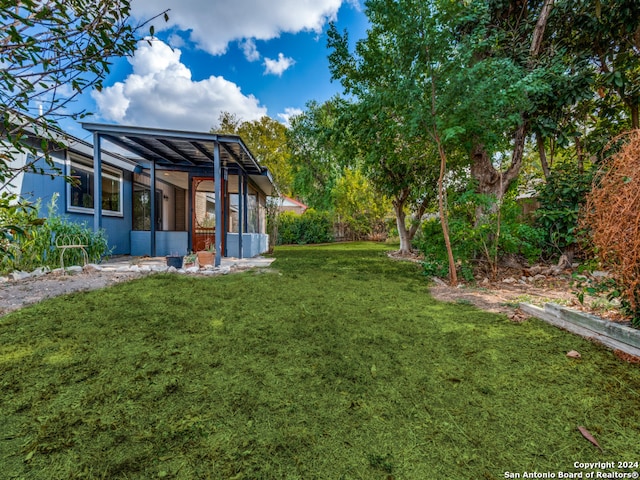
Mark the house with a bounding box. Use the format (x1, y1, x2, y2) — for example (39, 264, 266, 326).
(3, 122, 275, 266)
(278, 195, 308, 215)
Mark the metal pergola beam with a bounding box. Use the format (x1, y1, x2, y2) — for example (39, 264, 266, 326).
(157, 139, 197, 165)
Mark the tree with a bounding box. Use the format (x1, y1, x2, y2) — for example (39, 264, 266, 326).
(286, 99, 345, 212)
(1, 1, 167, 189)
(214, 113, 293, 194)
(1, 1, 166, 255)
(327, 13, 442, 255)
(333, 168, 390, 241)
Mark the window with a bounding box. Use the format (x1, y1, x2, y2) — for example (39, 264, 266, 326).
(68, 158, 123, 216)
(248, 193, 259, 233)
(132, 184, 162, 231)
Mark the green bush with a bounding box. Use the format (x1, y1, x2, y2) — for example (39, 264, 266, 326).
(276, 208, 334, 245)
(0, 194, 111, 274)
(415, 189, 546, 281)
(535, 164, 592, 257)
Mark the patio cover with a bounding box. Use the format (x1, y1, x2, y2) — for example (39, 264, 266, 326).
(82, 122, 275, 266)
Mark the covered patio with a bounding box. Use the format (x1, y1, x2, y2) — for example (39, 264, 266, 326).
(82, 123, 275, 267)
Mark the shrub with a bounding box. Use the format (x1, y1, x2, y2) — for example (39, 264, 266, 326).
(276, 208, 334, 245)
(415, 189, 546, 281)
(581, 131, 640, 326)
(0, 194, 111, 274)
(535, 164, 592, 259)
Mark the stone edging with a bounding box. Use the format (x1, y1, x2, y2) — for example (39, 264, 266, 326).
(0, 263, 234, 284)
(520, 302, 640, 357)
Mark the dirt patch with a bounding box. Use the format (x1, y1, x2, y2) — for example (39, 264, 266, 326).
(0, 270, 142, 316)
(428, 279, 578, 321)
(386, 250, 621, 322)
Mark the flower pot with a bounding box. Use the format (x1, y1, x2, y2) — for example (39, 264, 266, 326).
(166, 255, 183, 269)
(197, 251, 215, 267)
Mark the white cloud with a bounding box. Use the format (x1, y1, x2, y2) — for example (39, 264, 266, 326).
(168, 33, 186, 48)
(131, 0, 344, 56)
(240, 38, 260, 62)
(91, 40, 266, 131)
(263, 53, 295, 76)
(277, 107, 303, 127)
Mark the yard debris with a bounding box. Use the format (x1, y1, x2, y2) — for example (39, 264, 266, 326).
(566, 350, 581, 359)
(577, 426, 603, 451)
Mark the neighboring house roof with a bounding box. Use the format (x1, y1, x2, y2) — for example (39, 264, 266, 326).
(280, 195, 308, 211)
(281, 195, 307, 208)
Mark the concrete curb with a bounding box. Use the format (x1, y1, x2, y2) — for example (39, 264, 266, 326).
(520, 302, 640, 357)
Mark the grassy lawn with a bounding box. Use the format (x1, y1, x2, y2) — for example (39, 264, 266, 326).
(1, 242, 640, 479)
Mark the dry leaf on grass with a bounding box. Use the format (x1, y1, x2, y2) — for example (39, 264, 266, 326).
(578, 426, 602, 451)
(566, 350, 581, 358)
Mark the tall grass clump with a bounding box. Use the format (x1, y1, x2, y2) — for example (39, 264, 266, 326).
(0, 193, 110, 274)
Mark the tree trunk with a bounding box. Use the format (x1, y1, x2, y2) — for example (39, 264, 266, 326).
(435, 137, 457, 286)
(393, 192, 411, 254)
(530, 0, 555, 58)
(471, 120, 528, 200)
(537, 133, 551, 179)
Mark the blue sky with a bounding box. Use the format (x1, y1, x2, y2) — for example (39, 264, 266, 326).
(65, 0, 369, 141)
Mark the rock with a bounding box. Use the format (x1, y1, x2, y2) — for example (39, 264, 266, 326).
(502, 277, 516, 284)
(9, 271, 31, 281)
(66, 266, 83, 275)
(592, 270, 609, 278)
(533, 274, 547, 281)
(31, 266, 50, 277)
(557, 254, 572, 270)
(128, 265, 141, 273)
(432, 276, 448, 286)
(167, 266, 178, 273)
(566, 350, 581, 359)
(185, 266, 200, 274)
(528, 265, 543, 275)
(0, 276, 8, 283)
(550, 266, 564, 276)
(481, 277, 490, 285)
(139, 266, 151, 273)
(151, 265, 169, 273)
(83, 264, 102, 273)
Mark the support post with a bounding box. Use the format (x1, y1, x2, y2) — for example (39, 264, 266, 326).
(214, 142, 222, 267)
(243, 174, 249, 233)
(150, 160, 156, 256)
(238, 172, 244, 259)
(92, 132, 103, 234)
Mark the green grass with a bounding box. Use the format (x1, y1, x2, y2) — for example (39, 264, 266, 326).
(1, 242, 639, 479)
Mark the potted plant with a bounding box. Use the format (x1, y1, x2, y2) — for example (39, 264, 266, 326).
(166, 254, 183, 269)
(183, 252, 197, 269)
(197, 240, 215, 267)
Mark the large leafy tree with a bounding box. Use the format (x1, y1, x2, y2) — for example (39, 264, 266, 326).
(1, 0, 167, 189)
(286, 99, 345, 212)
(214, 112, 293, 194)
(327, 4, 443, 255)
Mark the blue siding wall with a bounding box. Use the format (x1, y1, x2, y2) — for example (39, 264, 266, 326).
(20, 156, 133, 255)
